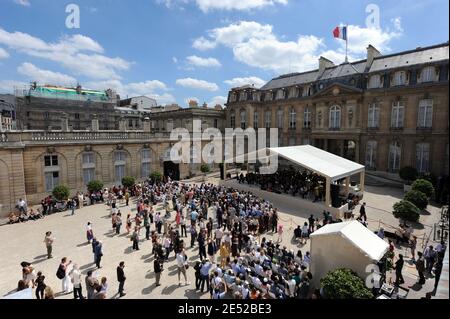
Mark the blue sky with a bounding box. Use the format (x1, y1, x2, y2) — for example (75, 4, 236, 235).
(0, 0, 448, 106)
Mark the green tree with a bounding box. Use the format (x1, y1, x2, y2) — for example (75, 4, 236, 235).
(404, 190, 428, 210)
(412, 179, 435, 198)
(150, 171, 162, 182)
(87, 180, 104, 193)
(399, 166, 418, 184)
(121, 176, 135, 188)
(393, 200, 420, 222)
(52, 185, 70, 201)
(200, 164, 210, 174)
(320, 268, 374, 299)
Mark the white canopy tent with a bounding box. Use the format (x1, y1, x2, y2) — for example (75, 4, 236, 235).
(233, 145, 365, 212)
(309, 221, 389, 286)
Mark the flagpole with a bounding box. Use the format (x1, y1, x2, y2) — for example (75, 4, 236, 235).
(345, 24, 348, 63)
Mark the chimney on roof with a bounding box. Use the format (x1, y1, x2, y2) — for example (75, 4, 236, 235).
(188, 100, 198, 108)
(318, 56, 335, 76)
(366, 45, 381, 68)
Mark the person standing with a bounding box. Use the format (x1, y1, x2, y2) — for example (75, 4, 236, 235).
(176, 250, 190, 286)
(154, 257, 163, 287)
(416, 252, 426, 285)
(190, 225, 198, 248)
(56, 257, 72, 294)
(394, 254, 405, 286)
(214, 226, 223, 247)
(180, 214, 187, 238)
(125, 191, 130, 206)
(423, 245, 436, 274)
(117, 261, 126, 297)
(359, 202, 367, 222)
(271, 210, 278, 233)
(132, 227, 140, 251)
(144, 212, 151, 240)
(199, 259, 212, 293)
(85, 270, 98, 300)
(115, 212, 122, 235)
(198, 232, 207, 261)
(86, 222, 94, 244)
(35, 271, 46, 300)
(44, 231, 54, 259)
(94, 241, 103, 269)
(70, 197, 76, 216)
(410, 236, 417, 260)
(69, 264, 85, 299)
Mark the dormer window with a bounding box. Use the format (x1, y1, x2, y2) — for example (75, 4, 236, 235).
(368, 75, 381, 88)
(420, 66, 436, 83)
(288, 87, 298, 98)
(276, 89, 285, 100)
(265, 92, 273, 101)
(393, 71, 407, 86)
(239, 91, 247, 101)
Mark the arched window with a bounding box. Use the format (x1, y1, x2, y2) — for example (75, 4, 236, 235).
(420, 66, 435, 83)
(303, 107, 311, 128)
(418, 99, 433, 128)
(114, 151, 126, 184)
(329, 105, 341, 129)
(141, 149, 152, 178)
(289, 108, 296, 129)
(82, 152, 95, 185)
(388, 141, 401, 172)
(365, 141, 377, 169)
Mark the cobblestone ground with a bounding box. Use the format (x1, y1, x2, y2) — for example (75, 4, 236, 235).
(0, 178, 443, 299)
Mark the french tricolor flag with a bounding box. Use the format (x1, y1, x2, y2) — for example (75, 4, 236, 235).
(333, 26, 347, 41)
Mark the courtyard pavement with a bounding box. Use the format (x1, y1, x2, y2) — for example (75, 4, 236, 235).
(0, 178, 443, 299)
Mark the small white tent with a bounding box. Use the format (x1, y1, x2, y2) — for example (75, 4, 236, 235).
(309, 221, 389, 287)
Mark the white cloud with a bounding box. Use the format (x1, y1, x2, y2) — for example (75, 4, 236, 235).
(172, 57, 178, 63)
(186, 55, 221, 67)
(14, 0, 30, 6)
(196, 0, 287, 12)
(208, 96, 227, 107)
(17, 63, 77, 86)
(193, 20, 403, 74)
(176, 78, 219, 91)
(224, 76, 266, 88)
(0, 28, 130, 80)
(0, 80, 29, 93)
(0, 48, 9, 59)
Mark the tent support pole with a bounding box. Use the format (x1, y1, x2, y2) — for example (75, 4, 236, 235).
(360, 171, 365, 193)
(325, 177, 331, 209)
(345, 176, 350, 195)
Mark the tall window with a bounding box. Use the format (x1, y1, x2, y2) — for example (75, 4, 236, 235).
(44, 155, 59, 192)
(420, 66, 435, 83)
(388, 141, 401, 172)
(239, 91, 247, 101)
(240, 110, 246, 129)
(303, 107, 311, 128)
(289, 108, 296, 129)
(114, 151, 126, 184)
(230, 112, 235, 128)
(393, 71, 407, 86)
(368, 103, 380, 128)
(276, 89, 285, 100)
(391, 101, 404, 128)
(418, 99, 433, 128)
(141, 149, 152, 178)
(302, 138, 310, 145)
(368, 75, 381, 89)
(265, 92, 273, 101)
(265, 111, 271, 129)
(365, 141, 377, 169)
(289, 137, 296, 146)
(329, 105, 341, 129)
(416, 143, 430, 173)
(253, 92, 261, 102)
(289, 87, 298, 98)
(253, 112, 258, 129)
(82, 152, 95, 185)
(277, 110, 284, 128)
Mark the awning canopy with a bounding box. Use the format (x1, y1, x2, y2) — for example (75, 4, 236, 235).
(259, 145, 365, 181)
(310, 220, 389, 261)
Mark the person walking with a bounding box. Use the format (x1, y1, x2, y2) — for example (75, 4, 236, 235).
(154, 257, 163, 287)
(94, 241, 103, 269)
(115, 212, 122, 235)
(410, 236, 417, 260)
(132, 227, 140, 251)
(44, 231, 54, 259)
(86, 222, 94, 244)
(416, 252, 426, 285)
(194, 260, 202, 290)
(424, 245, 436, 274)
(394, 254, 405, 286)
(198, 232, 207, 261)
(35, 271, 46, 300)
(190, 225, 198, 248)
(70, 198, 76, 216)
(199, 259, 212, 293)
(176, 250, 190, 286)
(144, 212, 151, 240)
(359, 202, 367, 222)
(85, 270, 98, 300)
(180, 214, 187, 238)
(117, 261, 126, 297)
(207, 238, 217, 263)
(69, 264, 85, 299)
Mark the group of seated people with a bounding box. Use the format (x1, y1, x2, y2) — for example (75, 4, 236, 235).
(8, 208, 43, 224)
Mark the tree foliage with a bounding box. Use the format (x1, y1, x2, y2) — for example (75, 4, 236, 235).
(393, 200, 420, 222)
(404, 190, 428, 210)
(412, 179, 435, 198)
(87, 180, 104, 193)
(52, 185, 70, 201)
(121, 176, 135, 188)
(320, 268, 374, 299)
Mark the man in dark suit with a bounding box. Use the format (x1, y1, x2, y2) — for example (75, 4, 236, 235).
(154, 258, 164, 287)
(394, 254, 405, 286)
(117, 261, 126, 297)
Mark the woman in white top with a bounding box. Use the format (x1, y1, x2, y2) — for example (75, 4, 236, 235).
(70, 264, 84, 299)
(176, 250, 189, 286)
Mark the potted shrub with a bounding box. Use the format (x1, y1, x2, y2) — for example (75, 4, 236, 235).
(121, 176, 135, 189)
(320, 268, 374, 299)
(392, 200, 420, 223)
(87, 180, 104, 193)
(200, 164, 210, 181)
(399, 166, 418, 192)
(52, 185, 70, 201)
(404, 190, 428, 210)
(411, 179, 435, 199)
(149, 171, 162, 183)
